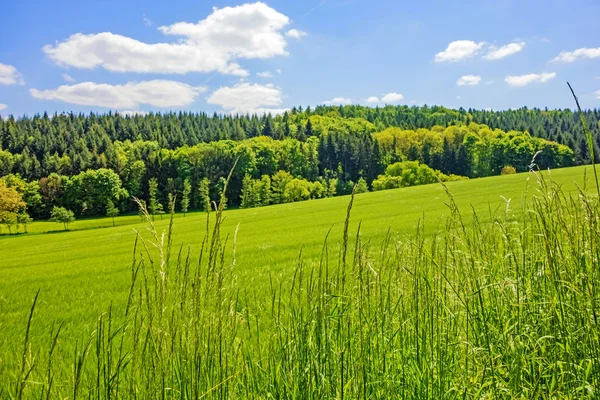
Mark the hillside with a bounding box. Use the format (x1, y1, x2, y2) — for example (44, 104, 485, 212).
(0, 165, 594, 339)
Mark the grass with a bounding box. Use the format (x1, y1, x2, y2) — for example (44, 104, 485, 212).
(1, 164, 599, 398)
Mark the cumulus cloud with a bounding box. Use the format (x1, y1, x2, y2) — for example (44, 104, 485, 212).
(257, 71, 274, 78)
(30, 80, 206, 109)
(552, 47, 600, 62)
(323, 97, 352, 105)
(504, 72, 556, 87)
(286, 29, 307, 40)
(207, 82, 286, 115)
(0, 104, 6, 111)
(484, 41, 525, 60)
(0, 63, 24, 85)
(43, 2, 292, 77)
(381, 92, 404, 103)
(434, 40, 484, 62)
(366, 96, 379, 104)
(457, 75, 481, 86)
(62, 73, 75, 82)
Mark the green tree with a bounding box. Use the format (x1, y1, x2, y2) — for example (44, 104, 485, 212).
(355, 177, 369, 194)
(198, 178, 211, 212)
(106, 199, 119, 226)
(0, 180, 25, 234)
(240, 175, 260, 208)
(181, 179, 191, 216)
(50, 206, 75, 231)
(148, 178, 163, 220)
(17, 212, 32, 233)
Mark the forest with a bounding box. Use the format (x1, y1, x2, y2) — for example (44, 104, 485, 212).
(0, 105, 591, 228)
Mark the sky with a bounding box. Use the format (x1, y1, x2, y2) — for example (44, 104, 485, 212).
(0, 0, 599, 117)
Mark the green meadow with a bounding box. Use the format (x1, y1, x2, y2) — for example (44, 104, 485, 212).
(1, 165, 599, 398)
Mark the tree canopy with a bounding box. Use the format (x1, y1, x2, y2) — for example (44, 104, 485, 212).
(0, 105, 583, 221)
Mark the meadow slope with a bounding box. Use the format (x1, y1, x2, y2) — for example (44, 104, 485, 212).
(0, 165, 595, 361)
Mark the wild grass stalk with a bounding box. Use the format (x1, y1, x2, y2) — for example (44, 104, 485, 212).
(5, 156, 600, 398)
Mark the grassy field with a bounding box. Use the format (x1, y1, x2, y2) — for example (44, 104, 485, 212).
(1, 165, 599, 398)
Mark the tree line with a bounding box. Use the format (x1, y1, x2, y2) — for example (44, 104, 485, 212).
(0, 105, 595, 180)
(0, 115, 573, 233)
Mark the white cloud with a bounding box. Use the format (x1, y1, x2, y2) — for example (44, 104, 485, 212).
(286, 29, 307, 40)
(62, 73, 75, 82)
(323, 97, 352, 105)
(381, 92, 404, 103)
(552, 47, 600, 62)
(456, 75, 481, 86)
(43, 2, 291, 77)
(30, 80, 206, 109)
(366, 96, 379, 104)
(0, 63, 24, 85)
(276, 68, 282, 74)
(257, 71, 274, 78)
(484, 41, 525, 60)
(595, 90, 600, 99)
(207, 82, 286, 115)
(485, 80, 494, 85)
(143, 15, 152, 27)
(505, 72, 556, 87)
(0, 104, 6, 111)
(434, 40, 484, 62)
(119, 110, 148, 116)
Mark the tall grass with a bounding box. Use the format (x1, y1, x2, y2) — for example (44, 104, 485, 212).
(4, 105, 600, 398)
(2, 165, 599, 399)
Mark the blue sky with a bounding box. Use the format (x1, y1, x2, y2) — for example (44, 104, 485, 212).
(0, 0, 599, 117)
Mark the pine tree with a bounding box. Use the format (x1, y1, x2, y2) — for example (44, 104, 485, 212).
(198, 178, 211, 212)
(181, 179, 191, 216)
(148, 178, 163, 220)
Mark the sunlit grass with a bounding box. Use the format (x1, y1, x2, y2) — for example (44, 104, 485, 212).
(1, 164, 599, 398)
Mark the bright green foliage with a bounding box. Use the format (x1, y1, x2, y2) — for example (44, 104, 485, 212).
(198, 178, 211, 212)
(258, 175, 272, 206)
(67, 169, 128, 215)
(49, 206, 75, 230)
(283, 178, 312, 202)
(0, 180, 25, 234)
(1, 174, 43, 216)
(105, 199, 119, 227)
(241, 174, 274, 208)
(181, 179, 191, 216)
(0, 210, 17, 233)
(0, 108, 580, 219)
(355, 177, 369, 193)
(374, 124, 574, 178)
(241, 175, 261, 208)
(147, 178, 163, 219)
(373, 161, 467, 191)
(16, 211, 32, 233)
(271, 170, 293, 204)
(371, 175, 403, 191)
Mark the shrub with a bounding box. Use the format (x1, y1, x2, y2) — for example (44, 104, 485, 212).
(501, 165, 517, 175)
